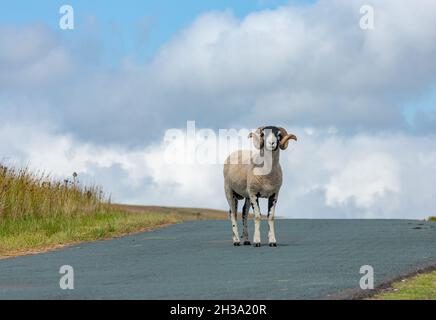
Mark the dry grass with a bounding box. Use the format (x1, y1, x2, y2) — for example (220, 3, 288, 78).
(113, 204, 228, 220)
(0, 165, 104, 220)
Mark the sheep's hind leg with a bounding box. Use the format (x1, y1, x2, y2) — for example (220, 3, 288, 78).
(226, 189, 240, 246)
(250, 195, 262, 247)
(267, 194, 278, 247)
(242, 198, 251, 245)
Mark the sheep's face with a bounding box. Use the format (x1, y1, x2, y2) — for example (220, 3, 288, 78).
(249, 126, 297, 151)
(263, 127, 281, 152)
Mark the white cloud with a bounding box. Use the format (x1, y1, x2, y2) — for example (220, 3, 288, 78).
(0, 24, 73, 89)
(325, 153, 400, 209)
(3, 0, 436, 144)
(1, 124, 436, 219)
(144, 0, 436, 131)
(280, 129, 436, 218)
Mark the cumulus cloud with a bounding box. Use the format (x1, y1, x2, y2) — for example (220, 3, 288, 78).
(280, 129, 436, 218)
(140, 0, 436, 131)
(1, 124, 436, 219)
(325, 153, 401, 209)
(2, 0, 436, 145)
(0, 123, 226, 208)
(0, 24, 73, 90)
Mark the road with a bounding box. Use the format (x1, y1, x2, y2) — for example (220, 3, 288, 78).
(0, 219, 435, 299)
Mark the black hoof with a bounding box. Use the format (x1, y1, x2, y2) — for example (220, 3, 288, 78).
(269, 243, 277, 247)
(233, 242, 240, 246)
(243, 241, 251, 246)
(254, 243, 261, 247)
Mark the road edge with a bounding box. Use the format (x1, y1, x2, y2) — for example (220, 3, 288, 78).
(324, 262, 436, 300)
(0, 222, 176, 261)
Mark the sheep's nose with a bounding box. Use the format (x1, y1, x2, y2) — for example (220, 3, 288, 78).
(267, 142, 277, 149)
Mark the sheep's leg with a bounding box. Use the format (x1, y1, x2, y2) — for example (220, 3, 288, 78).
(242, 198, 251, 245)
(225, 187, 240, 246)
(250, 195, 262, 247)
(230, 196, 240, 246)
(267, 194, 278, 247)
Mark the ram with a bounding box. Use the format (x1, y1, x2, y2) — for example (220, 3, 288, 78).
(223, 126, 297, 247)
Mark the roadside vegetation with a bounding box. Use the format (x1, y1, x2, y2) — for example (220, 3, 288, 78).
(371, 271, 436, 300)
(0, 164, 226, 258)
(371, 217, 436, 300)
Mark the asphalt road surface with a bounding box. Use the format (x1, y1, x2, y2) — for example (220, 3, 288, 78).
(1, 219, 435, 299)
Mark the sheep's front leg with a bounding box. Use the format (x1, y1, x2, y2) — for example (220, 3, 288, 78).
(250, 194, 262, 247)
(242, 198, 251, 245)
(267, 194, 278, 247)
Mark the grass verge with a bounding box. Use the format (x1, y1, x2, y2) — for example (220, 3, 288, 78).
(0, 164, 226, 259)
(371, 271, 436, 300)
(0, 205, 226, 259)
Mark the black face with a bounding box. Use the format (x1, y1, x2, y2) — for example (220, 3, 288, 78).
(261, 126, 282, 151)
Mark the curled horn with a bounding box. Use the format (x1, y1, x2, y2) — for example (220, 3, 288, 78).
(278, 127, 297, 150)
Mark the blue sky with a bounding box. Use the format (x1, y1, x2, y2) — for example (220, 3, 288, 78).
(1, 0, 436, 218)
(1, 0, 315, 64)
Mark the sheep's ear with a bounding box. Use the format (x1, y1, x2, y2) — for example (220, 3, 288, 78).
(248, 132, 263, 150)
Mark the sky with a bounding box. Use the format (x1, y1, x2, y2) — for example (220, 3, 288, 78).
(2, 0, 312, 64)
(1, 0, 436, 219)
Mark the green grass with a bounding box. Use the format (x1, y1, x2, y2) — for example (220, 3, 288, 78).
(0, 164, 226, 258)
(371, 271, 436, 300)
(0, 207, 223, 258)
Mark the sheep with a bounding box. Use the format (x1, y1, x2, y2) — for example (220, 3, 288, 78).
(223, 126, 297, 247)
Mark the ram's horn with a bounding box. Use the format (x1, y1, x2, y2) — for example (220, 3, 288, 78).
(278, 127, 297, 150)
